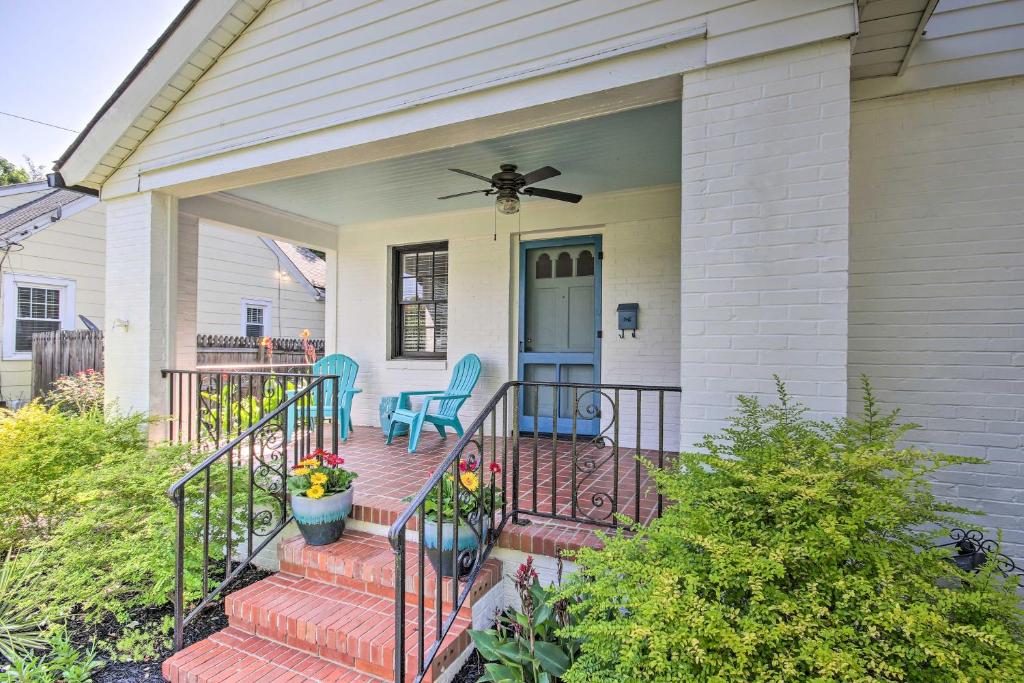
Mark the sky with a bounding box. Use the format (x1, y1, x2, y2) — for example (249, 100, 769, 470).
(0, 0, 187, 173)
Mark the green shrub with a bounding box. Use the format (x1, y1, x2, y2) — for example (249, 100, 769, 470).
(0, 405, 147, 550)
(19, 442, 244, 633)
(44, 370, 104, 415)
(0, 628, 102, 683)
(558, 378, 1024, 682)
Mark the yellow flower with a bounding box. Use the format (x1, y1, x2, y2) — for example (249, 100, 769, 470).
(300, 329, 311, 339)
(291, 467, 310, 476)
(310, 472, 328, 486)
(459, 471, 479, 492)
(306, 484, 325, 499)
(299, 458, 319, 467)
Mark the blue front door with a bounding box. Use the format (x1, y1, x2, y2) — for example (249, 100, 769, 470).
(518, 236, 601, 436)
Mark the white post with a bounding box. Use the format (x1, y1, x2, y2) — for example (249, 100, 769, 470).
(104, 191, 191, 435)
(679, 40, 852, 448)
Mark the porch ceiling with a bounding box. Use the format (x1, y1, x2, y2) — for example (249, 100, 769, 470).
(223, 101, 681, 226)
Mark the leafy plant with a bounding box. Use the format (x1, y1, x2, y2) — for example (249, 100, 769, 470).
(199, 374, 292, 439)
(0, 405, 148, 550)
(287, 448, 357, 498)
(0, 551, 47, 661)
(44, 370, 104, 415)
(0, 628, 102, 683)
(470, 557, 577, 683)
(557, 377, 1024, 682)
(413, 459, 504, 525)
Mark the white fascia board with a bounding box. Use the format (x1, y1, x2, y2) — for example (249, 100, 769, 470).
(179, 192, 338, 251)
(58, 0, 243, 188)
(260, 237, 324, 302)
(101, 29, 706, 199)
(0, 181, 50, 197)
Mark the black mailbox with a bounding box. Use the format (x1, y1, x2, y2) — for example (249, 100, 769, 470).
(617, 303, 639, 337)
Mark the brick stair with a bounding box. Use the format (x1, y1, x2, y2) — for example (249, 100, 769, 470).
(163, 531, 503, 682)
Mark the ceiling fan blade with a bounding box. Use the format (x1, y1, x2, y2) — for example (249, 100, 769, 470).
(520, 165, 560, 186)
(523, 187, 582, 203)
(448, 168, 494, 184)
(438, 189, 491, 200)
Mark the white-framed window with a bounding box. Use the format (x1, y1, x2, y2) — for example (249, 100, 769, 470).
(2, 273, 76, 360)
(241, 299, 272, 338)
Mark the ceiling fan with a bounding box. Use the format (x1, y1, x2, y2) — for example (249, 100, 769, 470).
(438, 164, 582, 215)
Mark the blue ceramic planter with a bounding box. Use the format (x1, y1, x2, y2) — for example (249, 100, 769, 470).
(291, 486, 354, 546)
(422, 518, 489, 578)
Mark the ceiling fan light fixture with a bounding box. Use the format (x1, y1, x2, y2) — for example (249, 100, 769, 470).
(495, 192, 520, 215)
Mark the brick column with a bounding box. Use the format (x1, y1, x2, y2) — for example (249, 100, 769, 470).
(680, 40, 852, 448)
(105, 192, 192, 430)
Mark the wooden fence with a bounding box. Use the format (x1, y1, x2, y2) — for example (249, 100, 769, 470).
(29, 332, 324, 397)
(31, 330, 104, 398)
(196, 334, 324, 367)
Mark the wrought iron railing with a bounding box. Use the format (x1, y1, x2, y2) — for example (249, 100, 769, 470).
(388, 380, 680, 682)
(166, 374, 341, 651)
(162, 367, 315, 447)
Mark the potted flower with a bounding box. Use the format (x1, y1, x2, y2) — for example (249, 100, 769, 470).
(415, 459, 503, 578)
(287, 448, 357, 546)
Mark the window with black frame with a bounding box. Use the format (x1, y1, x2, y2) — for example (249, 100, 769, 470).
(393, 242, 448, 358)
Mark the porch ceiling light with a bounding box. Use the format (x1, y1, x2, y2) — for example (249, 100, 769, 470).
(495, 191, 520, 215)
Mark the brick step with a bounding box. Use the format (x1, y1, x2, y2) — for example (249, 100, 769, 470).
(278, 531, 502, 614)
(162, 626, 386, 682)
(225, 572, 470, 680)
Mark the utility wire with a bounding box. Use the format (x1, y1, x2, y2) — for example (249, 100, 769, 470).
(0, 111, 80, 134)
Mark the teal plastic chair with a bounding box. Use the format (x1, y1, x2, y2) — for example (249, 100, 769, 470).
(386, 353, 482, 453)
(287, 354, 361, 442)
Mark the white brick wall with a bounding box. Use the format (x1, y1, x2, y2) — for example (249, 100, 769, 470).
(680, 40, 852, 448)
(850, 76, 1024, 562)
(335, 185, 680, 449)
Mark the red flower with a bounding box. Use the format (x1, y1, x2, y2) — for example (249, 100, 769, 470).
(489, 462, 501, 474)
(458, 461, 468, 473)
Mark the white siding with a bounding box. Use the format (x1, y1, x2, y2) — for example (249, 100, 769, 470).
(197, 222, 325, 338)
(853, 0, 1024, 100)
(0, 203, 106, 403)
(680, 39, 853, 448)
(334, 185, 681, 450)
(109, 0, 854, 188)
(850, 76, 1024, 562)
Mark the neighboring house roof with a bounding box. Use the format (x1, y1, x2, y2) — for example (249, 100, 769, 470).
(264, 238, 326, 301)
(0, 188, 97, 245)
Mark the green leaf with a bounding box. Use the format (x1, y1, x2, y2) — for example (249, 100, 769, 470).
(496, 641, 530, 666)
(468, 629, 502, 662)
(484, 662, 523, 683)
(533, 641, 570, 676)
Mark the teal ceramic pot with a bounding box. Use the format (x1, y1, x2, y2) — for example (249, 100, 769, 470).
(291, 486, 354, 546)
(422, 517, 489, 578)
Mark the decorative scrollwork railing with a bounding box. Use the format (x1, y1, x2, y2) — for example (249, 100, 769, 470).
(166, 373, 341, 651)
(936, 528, 1024, 582)
(388, 380, 680, 682)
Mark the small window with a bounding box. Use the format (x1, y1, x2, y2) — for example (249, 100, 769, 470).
(15, 287, 61, 352)
(393, 242, 448, 358)
(555, 252, 573, 277)
(241, 300, 271, 338)
(535, 253, 552, 279)
(577, 250, 594, 277)
(2, 274, 75, 360)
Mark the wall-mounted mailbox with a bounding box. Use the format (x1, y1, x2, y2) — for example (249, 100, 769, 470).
(617, 303, 639, 338)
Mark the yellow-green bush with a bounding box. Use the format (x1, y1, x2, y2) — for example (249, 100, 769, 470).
(0, 404, 147, 550)
(558, 379, 1024, 682)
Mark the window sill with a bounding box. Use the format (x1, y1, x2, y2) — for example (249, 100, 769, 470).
(3, 353, 31, 362)
(386, 358, 448, 371)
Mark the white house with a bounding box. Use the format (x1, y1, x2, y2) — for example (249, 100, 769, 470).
(40, 0, 1024, 679)
(0, 180, 326, 402)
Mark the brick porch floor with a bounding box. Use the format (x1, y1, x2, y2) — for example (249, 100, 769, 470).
(327, 423, 672, 558)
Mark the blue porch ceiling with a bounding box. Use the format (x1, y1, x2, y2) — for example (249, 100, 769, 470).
(225, 101, 681, 225)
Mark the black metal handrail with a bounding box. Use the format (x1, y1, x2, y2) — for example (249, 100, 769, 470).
(388, 379, 680, 682)
(166, 373, 341, 651)
(162, 368, 315, 447)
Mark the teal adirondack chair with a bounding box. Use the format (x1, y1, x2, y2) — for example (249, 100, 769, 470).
(287, 354, 361, 442)
(386, 353, 482, 453)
